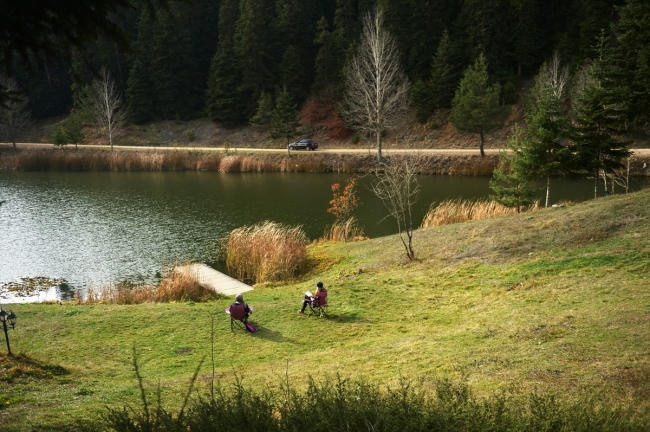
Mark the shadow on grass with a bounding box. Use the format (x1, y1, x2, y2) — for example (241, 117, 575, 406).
(0, 353, 69, 383)
(327, 312, 365, 323)
(248, 326, 296, 343)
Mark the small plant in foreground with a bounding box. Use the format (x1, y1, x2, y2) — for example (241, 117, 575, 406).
(104, 368, 650, 432)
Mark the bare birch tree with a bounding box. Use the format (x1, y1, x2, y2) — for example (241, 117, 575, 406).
(371, 157, 420, 260)
(89, 68, 127, 151)
(0, 76, 32, 152)
(341, 7, 410, 163)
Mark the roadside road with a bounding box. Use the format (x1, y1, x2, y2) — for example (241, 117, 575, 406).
(2, 142, 650, 156)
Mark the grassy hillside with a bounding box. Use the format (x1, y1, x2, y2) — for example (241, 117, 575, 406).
(1, 189, 650, 430)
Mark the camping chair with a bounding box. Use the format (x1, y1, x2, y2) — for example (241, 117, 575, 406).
(227, 303, 248, 332)
(307, 290, 328, 318)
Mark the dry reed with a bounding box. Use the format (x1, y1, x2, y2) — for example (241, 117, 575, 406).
(321, 217, 366, 242)
(75, 266, 219, 304)
(421, 198, 539, 228)
(225, 221, 308, 284)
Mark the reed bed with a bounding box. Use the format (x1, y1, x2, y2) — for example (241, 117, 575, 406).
(421, 198, 539, 228)
(225, 221, 308, 284)
(321, 217, 366, 242)
(76, 266, 219, 304)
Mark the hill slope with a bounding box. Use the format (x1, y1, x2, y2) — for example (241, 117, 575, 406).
(2, 189, 649, 429)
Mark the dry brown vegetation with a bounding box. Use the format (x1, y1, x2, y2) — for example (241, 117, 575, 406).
(421, 198, 539, 228)
(321, 217, 366, 242)
(75, 266, 219, 304)
(225, 221, 309, 284)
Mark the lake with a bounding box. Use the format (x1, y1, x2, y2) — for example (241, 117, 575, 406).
(0, 171, 646, 301)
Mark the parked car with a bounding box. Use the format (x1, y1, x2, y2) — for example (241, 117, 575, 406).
(288, 139, 318, 151)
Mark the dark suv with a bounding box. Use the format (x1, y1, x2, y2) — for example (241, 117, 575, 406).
(288, 139, 318, 151)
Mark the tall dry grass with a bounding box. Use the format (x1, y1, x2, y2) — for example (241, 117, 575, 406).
(321, 217, 366, 242)
(76, 266, 219, 304)
(225, 221, 308, 284)
(421, 198, 539, 228)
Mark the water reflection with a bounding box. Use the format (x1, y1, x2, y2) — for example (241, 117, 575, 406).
(0, 171, 647, 299)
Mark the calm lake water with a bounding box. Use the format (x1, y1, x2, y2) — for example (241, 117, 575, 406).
(0, 171, 646, 301)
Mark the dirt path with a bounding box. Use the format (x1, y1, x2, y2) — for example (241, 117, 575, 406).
(4, 142, 650, 156)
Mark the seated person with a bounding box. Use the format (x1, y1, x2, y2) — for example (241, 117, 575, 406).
(230, 293, 252, 319)
(298, 281, 327, 314)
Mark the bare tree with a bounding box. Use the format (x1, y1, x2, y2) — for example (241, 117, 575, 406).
(542, 51, 571, 100)
(0, 76, 32, 152)
(89, 68, 127, 151)
(371, 157, 420, 260)
(341, 7, 410, 163)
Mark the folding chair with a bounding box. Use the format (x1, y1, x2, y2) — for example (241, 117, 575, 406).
(227, 304, 248, 332)
(307, 290, 328, 318)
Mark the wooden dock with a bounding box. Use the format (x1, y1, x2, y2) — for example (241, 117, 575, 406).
(175, 263, 253, 296)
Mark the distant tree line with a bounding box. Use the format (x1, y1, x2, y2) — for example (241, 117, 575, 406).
(9, 0, 647, 128)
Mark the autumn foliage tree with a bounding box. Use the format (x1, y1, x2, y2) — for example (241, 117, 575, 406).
(327, 176, 360, 242)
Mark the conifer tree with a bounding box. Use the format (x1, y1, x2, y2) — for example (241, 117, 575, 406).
(249, 91, 274, 127)
(411, 29, 457, 123)
(571, 34, 632, 199)
(489, 125, 536, 213)
(313, 17, 346, 95)
(511, 0, 542, 77)
(234, 0, 277, 107)
(521, 54, 572, 207)
(150, 9, 200, 119)
(615, 0, 650, 125)
(126, 58, 154, 124)
(205, 0, 249, 126)
(450, 54, 505, 157)
(280, 46, 308, 104)
(205, 45, 250, 125)
(271, 86, 301, 152)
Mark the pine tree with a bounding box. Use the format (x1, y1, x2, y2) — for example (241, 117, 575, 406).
(234, 0, 277, 105)
(450, 54, 505, 157)
(249, 91, 274, 127)
(571, 34, 632, 199)
(205, 45, 250, 125)
(429, 29, 457, 110)
(150, 9, 200, 119)
(615, 0, 650, 125)
(205, 0, 249, 126)
(411, 29, 458, 123)
(271, 86, 301, 151)
(275, 0, 322, 103)
(489, 125, 537, 213)
(511, 0, 543, 77)
(280, 45, 307, 104)
(520, 55, 572, 207)
(126, 58, 154, 124)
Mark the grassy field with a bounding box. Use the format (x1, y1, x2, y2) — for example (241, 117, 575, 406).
(1, 188, 650, 430)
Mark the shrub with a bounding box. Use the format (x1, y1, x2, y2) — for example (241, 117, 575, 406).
(421, 198, 538, 228)
(225, 221, 308, 283)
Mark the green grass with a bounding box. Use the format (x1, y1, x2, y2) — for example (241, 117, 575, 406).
(1, 189, 650, 430)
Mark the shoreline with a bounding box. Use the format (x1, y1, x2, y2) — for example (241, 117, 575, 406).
(3, 146, 650, 176)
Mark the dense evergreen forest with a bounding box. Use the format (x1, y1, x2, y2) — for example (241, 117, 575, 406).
(11, 0, 649, 132)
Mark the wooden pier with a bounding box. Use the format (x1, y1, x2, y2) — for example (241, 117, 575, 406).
(175, 263, 252, 296)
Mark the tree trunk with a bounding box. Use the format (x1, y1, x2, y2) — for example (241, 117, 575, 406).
(376, 129, 382, 163)
(479, 129, 485, 157)
(594, 169, 598, 199)
(545, 175, 551, 208)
